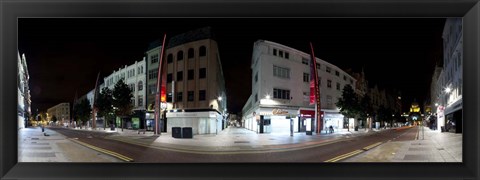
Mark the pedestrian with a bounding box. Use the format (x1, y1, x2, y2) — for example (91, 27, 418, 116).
(329, 125, 334, 133)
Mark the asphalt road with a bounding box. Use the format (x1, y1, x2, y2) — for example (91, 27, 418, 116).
(49, 126, 418, 163)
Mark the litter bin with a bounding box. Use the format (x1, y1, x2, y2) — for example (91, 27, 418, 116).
(354, 126, 359, 131)
(182, 127, 193, 138)
(172, 127, 182, 138)
(110, 124, 115, 131)
(441, 126, 445, 132)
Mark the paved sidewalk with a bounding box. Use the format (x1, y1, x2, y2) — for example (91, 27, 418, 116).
(344, 126, 462, 162)
(18, 127, 121, 162)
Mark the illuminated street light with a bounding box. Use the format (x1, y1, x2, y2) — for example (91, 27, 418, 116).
(265, 95, 271, 99)
(445, 87, 451, 93)
(435, 103, 439, 107)
(218, 96, 222, 101)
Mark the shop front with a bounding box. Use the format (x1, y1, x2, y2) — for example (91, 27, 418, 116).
(323, 111, 345, 132)
(166, 110, 222, 135)
(249, 107, 299, 134)
(444, 100, 462, 133)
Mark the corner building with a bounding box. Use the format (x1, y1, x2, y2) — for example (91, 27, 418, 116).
(241, 40, 356, 134)
(146, 27, 227, 135)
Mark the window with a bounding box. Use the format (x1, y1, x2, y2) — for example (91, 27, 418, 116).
(138, 96, 143, 106)
(188, 48, 194, 59)
(131, 98, 135, 106)
(188, 91, 194, 101)
(167, 54, 173, 64)
(199, 90, 206, 101)
(319, 77, 322, 86)
(273, 65, 290, 79)
(148, 69, 158, 80)
(254, 72, 258, 83)
(167, 93, 172, 102)
(285, 52, 289, 59)
(167, 73, 173, 83)
(279, 50, 284, 58)
(337, 82, 341, 90)
(326, 67, 331, 73)
(151, 54, 159, 64)
(177, 71, 183, 81)
(255, 94, 258, 102)
(273, 88, 290, 100)
(273, 49, 277, 56)
(350, 79, 353, 84)
(138, 81, 143, 91)
(316, 63, 321, 70)
(335, 71, 340, 76)
(303, 73, 310, 83)
(343, 75, 347, 81)
(177, 51, 184, 61)
(177, 92, 183, 102)
(327, 80, 332, 88)
(199, 46, 207, 57)
(148, 68, 158, 79)
(199, 68, 207, 79)
(188, 69, 194, 80)
(302, 57, 309, 65)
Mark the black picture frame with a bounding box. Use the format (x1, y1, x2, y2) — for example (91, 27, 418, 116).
(2, 0, 479, 180)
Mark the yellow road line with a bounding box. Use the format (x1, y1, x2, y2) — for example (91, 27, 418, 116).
(363, 142, 382, 150)
(324, 149, 364, 162)
(70, 138, 134, 162)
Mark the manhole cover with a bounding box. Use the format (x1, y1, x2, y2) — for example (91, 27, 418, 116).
(234, 141, 250, 143)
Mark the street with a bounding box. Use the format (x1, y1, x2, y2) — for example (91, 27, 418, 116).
(41, 126, 419, 163)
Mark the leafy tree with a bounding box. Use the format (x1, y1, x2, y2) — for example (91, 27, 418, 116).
(113, 78, 133, 130)
(74, 98, 92, 128)
(336, 84, 360, 131)
(377, 105, 393, 127)
(95, 87, 114, 130)
(359, 94, 374, 129)
(52, 115, 58, 123)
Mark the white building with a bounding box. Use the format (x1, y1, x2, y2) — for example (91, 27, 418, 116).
(17, 52, 32, 129)
(47, 103, 70, 125)
(103, 58, 146, 112)
(436, 18, 463, 133)
(241, 40, 356, 134)
(146, 27, 228, 135)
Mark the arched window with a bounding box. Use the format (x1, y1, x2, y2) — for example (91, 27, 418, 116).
(138, 81, 143, 91)
(188, 48, 194, 59)
(167, 54, 173, 63)
(199, 46, 206, 57)
(177, 51, 184, 61)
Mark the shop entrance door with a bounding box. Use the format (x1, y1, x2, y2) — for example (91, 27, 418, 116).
(298, 117, 307, 132)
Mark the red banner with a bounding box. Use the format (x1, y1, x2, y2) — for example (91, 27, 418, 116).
(309, 42, 322, 133)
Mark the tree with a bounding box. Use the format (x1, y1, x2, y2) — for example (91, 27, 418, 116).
(376, 105, 393, 128)
(52, 115, 58, 124)
(112, 78, 133, 131)
(336, 84, 360, 131)
(359, 94, 374, 129)
(95, 87, 114, 130)
(74, 98, 92, 129)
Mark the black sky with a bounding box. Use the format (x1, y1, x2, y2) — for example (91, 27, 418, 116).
(18, 18, 445, 114)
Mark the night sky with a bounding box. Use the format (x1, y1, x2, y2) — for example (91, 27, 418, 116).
(18, 18, 445, 115)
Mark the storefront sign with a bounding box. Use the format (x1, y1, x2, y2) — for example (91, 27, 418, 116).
(166, 111, 218, 118)
(272, 108, 289, 115)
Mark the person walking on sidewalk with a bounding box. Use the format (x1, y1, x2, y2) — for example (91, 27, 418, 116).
(329, 125, 334, 133)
